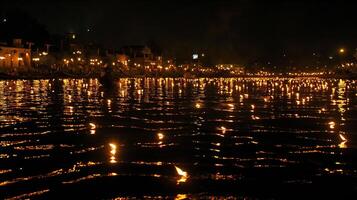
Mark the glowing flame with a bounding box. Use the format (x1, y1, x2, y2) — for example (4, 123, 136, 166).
(220, 126, 226, 134)
(195, 103, 201, 108)
(339, 141, 347, 148)
(338, 134, 347, 148)
(109, 143, 117, 163)
(252, 115, 260, 120)
(109, 143, 116, 152)
(175, 166, 187, 177)
(339, 134, 347, 142)
(109, 172, 118, 176)
(175, 166, 188, 184)
(89, 123, 96, 129)
(175, 194, 188, 200)
(157, 133, 164, 140)
(89, 123, 96, 134)
(328, 121, 335, 129)
(251, 104, 255, 109)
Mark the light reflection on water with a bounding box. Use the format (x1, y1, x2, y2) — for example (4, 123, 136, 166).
(0, 78, 357, 199)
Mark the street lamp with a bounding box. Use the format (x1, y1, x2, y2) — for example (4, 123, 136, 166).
(339, 48, 345, 54)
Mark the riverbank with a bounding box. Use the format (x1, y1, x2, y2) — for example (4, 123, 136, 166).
(0, 68, 356, 80)
(1, 74, 356, 80)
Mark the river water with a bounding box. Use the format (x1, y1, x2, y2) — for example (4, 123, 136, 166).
(1, 78, 356, 199)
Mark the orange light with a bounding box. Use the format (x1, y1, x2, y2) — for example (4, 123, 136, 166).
(109, 143, 117, 163)
(157, 132, 164, 140)
(175, 166, 188, 184)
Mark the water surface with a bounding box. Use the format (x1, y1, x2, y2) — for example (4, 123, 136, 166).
(1, 78, 357, 199)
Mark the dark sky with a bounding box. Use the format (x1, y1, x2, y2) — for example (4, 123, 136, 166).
(2, 0, 357, 64)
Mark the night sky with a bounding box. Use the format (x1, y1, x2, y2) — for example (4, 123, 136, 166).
(2, 0, 357, 65)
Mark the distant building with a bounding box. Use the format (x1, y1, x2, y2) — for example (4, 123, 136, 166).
(116, 54, 129, 67)
(120, 45, 162, 68)
(59, 32, 82, 53)
(216, 64, 245, 75)
(0, 39, 31, 70)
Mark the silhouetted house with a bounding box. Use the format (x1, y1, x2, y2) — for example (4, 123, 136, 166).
(59, 32, 82, 54)
(0, 39, 31, 70)
(216, 64, 245, 75)
(116, 54, 129, 67)
(120, 45, 161, 68)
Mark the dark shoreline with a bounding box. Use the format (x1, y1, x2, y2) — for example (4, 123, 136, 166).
(0, 74, 356, 80)
(1, 68, 357, 80)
